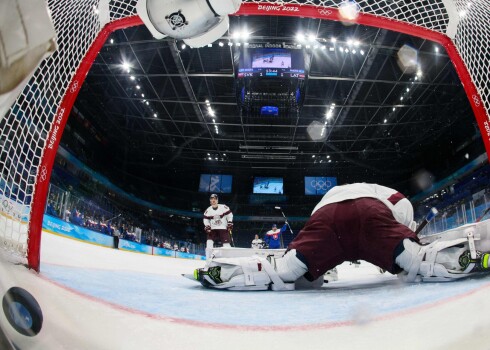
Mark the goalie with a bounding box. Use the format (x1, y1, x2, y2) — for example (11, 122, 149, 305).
(193, 183, 490, 290)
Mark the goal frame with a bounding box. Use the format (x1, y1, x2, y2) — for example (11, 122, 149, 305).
(24, 2, 490, 271)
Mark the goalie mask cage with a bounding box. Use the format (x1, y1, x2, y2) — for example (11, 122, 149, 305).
(0, 0, 489, 271)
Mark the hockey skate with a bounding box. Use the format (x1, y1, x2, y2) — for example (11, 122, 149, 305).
(324, 267, 338, 283)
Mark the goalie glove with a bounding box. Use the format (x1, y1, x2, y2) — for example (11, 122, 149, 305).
(204, 225, 211, 234)
(227, 222, 233, 231)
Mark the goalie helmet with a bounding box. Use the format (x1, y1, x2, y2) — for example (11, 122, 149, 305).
(136, 0, 242, 47)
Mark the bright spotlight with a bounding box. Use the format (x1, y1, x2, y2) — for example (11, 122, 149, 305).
(339, 0, 361, 21)
(121, 62, 131, 72)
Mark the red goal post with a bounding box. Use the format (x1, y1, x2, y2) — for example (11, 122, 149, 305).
(0, 0, 488, 272)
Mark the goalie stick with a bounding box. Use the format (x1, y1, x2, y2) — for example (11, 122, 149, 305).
(415, 207, 438, 236)
(476, 207, 490, 223)
(228, 229, 235, 247)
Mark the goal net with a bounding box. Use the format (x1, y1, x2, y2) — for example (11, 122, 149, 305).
(0, 0, 488, 271)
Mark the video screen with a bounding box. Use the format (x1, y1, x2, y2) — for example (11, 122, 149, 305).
(252, 50, 292, 69)
(253, 177, 284, 194)
(238, 48, 305, 79)
(304, 177, 337, 195)
(198, 174, 232, 193)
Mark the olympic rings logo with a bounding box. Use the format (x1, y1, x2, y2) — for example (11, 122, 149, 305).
(317, 8, 333, 16)
(472, 94, 481, 107)
(69, 80, 79, 94)
(310, 179, 332, 190)
(39, 166, 48, 182)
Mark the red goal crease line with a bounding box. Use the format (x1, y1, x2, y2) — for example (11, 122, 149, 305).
(27, 2, 490, 271)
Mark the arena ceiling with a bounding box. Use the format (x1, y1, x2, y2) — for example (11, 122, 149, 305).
(70, 14, 484, 196)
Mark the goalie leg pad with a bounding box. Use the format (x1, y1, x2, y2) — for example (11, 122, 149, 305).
(195, 256, 295, 291)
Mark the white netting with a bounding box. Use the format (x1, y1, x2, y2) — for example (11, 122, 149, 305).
(453, 0, 490, 125)
(0, 0, 488, 268)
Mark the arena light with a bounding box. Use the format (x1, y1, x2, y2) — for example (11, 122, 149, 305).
(331, 37, 337, 43)
(296, 33, 305, 42)
(121, 61, 131, 72)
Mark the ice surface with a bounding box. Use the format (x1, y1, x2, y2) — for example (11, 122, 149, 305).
(1, 229, 490, 349)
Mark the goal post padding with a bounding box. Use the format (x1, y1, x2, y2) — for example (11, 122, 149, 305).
(0, 1, 487, 272)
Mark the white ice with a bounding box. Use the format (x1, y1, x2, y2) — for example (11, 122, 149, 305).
(1, 230, 490, 349)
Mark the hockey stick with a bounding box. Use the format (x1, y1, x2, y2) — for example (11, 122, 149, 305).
(104, 213, 121, 224)
(415, 207, 438, 235)
(274, 206, 294, 235)
(228, 229, 235, 247)
(476, 207, 490, 222)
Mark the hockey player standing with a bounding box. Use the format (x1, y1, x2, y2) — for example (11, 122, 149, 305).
(251, 234, 264, 249)
(264, 223, 285, 249)
(194, 183, 490, 290)
(203, 194, 233, 259)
